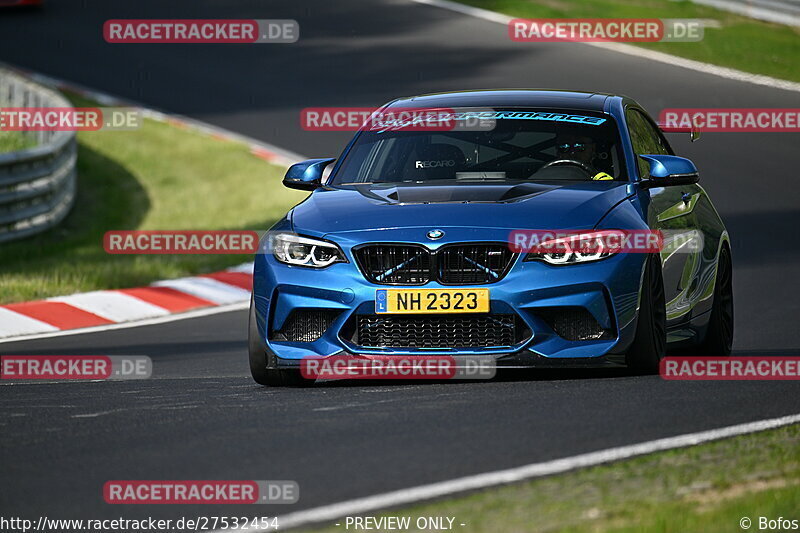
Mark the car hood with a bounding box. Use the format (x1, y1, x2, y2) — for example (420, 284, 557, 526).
(290, 181, 632, 237)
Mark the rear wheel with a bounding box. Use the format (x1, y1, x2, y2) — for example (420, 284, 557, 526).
(700, 246, 734, 356)
(248, 295, 307, 387)
(626, 254, 667, 374)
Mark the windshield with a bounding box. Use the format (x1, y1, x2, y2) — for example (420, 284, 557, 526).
(330, 108, 626, 186)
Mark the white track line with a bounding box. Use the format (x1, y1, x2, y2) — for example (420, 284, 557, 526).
(239, 413, 800, 531)
(4, 10, 795, 530)
(411, 0, 800, 93)
(691, 0, 800, 27)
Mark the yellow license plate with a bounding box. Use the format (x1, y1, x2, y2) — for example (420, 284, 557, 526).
(375, 288, 489, 314)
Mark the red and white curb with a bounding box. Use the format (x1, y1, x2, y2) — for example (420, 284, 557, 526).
(0, 65, 306, 343)
(0, 263, 254, 340)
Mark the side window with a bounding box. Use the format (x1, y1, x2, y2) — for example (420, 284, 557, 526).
(626, 109, 652, 179)
(626, 108, 670, 179)
(641, 113, 671, 156)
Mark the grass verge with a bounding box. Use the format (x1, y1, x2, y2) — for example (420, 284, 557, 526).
(308, 424, 800, 532)
(0, 93, 306, 304)
(0, 131, 36, 153)
(455, 0, 800, 83)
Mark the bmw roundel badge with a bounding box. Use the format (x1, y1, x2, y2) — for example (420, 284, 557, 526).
(427, 229, 444, 240)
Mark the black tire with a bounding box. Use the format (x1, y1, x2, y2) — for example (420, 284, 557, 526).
(248, 295, 308, 387)
(699, 246, 734, 356)
(626, 254, 667, 374)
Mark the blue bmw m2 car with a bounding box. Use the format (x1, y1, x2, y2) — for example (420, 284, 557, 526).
(249, 90, 733, 385)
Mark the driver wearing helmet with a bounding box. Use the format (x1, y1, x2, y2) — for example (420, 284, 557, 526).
(554, 132, 614, 181)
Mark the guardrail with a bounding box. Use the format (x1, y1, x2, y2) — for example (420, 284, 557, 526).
(0, 68, 77, 243)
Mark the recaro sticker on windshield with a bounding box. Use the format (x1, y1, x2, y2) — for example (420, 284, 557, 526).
(416, 160, 456, 169)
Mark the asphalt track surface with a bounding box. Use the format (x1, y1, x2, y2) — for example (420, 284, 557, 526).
(1, 0, 800, 525)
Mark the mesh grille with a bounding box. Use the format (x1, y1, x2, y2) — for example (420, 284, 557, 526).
(355, 244, 515, 285)
(539, 307, 613, 341)
(272, 309, 340, 342)
(354, 314, 525, 348)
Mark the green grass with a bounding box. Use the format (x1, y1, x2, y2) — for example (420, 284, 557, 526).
(0, 131, 36, 153)
(0, 94, 306, 304)
(308, 424, 800, 533)
(458, 0, 800, 82)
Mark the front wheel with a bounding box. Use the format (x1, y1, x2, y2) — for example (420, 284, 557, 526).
(626, 254, 667, 374)
(248, 295, 308, 387)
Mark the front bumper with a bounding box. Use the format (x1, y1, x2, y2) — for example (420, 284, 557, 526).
(253, 231, 646, 368)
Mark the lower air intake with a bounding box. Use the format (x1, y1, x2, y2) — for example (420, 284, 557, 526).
(271, 309, 340, 342)
(539, 307, 614, 341)
(353, 314, 527, 348)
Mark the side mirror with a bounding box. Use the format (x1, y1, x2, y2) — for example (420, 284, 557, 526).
(283, 158, 336, 191)
(638, 155, 699, 188)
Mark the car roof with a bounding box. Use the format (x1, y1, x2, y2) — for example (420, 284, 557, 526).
(386, 89, 619, 112)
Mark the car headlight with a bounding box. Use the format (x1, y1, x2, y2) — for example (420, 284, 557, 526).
(523, 231, 622, 265)
(270, 233, 347, 268)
